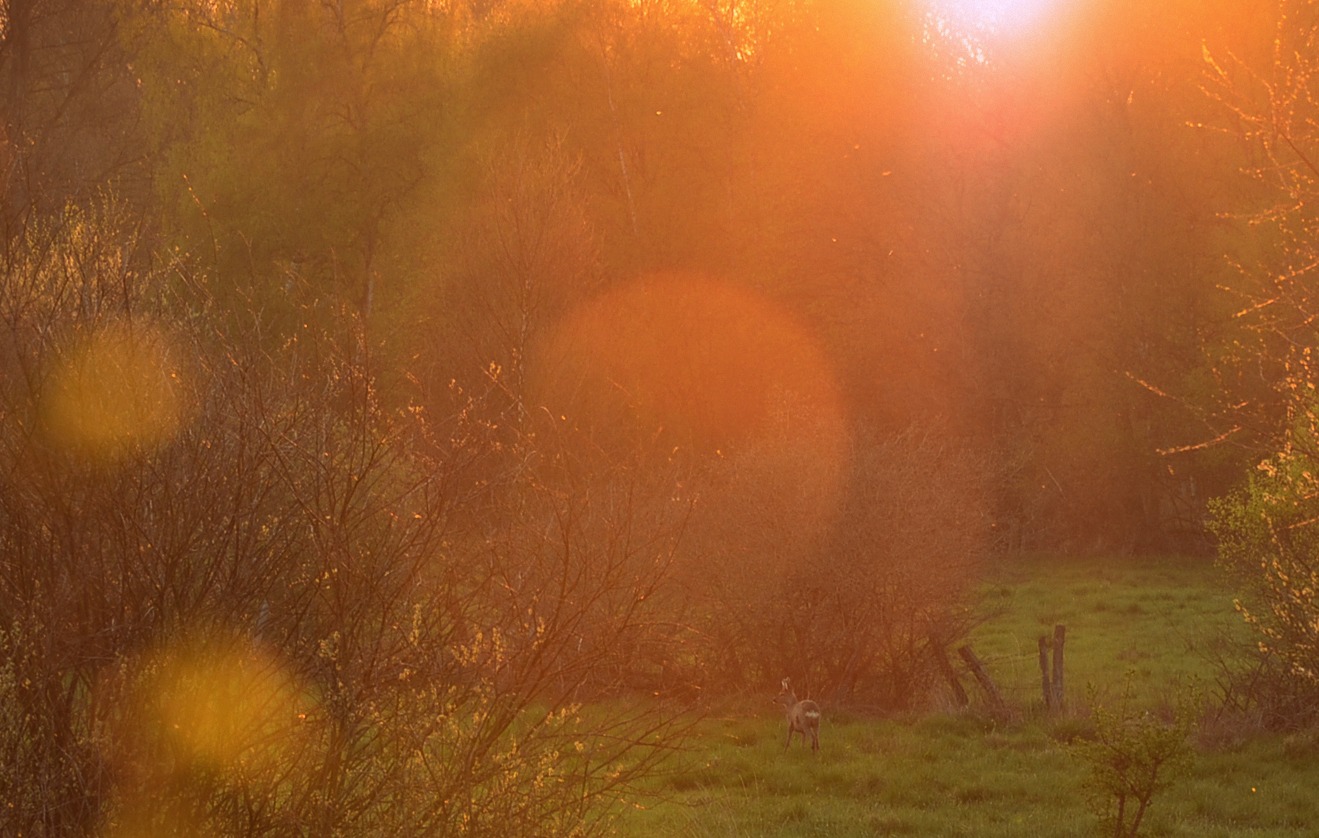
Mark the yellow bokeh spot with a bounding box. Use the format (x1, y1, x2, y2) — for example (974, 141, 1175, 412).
(40, 320, 187, 460)
(147, 635, 319, 773)
(98, 630, 323, 835)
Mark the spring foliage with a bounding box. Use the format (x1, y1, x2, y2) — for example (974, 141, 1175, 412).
(1073, 680, 1197, 838)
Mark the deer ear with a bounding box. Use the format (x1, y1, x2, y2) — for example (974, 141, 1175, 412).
(781, 677, 790, 690)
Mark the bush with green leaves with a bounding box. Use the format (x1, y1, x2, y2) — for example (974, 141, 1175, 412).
(1208, 400, 1319, 726)
(1073, 679, 1197, 838)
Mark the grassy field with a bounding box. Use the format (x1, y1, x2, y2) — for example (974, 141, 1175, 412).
(614, 555, 1319, 837)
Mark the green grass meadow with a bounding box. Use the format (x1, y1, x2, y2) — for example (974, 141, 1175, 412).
(614, 555, 1319, 837)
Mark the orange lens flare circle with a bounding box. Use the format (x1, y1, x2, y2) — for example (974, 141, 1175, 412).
(537, 274, 845, 449)
(534, 272, 849, 530)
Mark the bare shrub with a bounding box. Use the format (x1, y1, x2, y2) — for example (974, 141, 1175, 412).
(690, 420, 993, 709)
(0, 198, 691, 836)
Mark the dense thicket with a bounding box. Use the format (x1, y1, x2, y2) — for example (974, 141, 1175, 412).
(2, 0, 1313, 831)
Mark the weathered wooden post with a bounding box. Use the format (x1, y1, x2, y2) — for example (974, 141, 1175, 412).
(931, 641, 969, 708)
(1037, 625, 1067, 712)
(1051, 624, 1066, 709)
(957, 645, 1005, 711)
(1038, 634, 1053, 710)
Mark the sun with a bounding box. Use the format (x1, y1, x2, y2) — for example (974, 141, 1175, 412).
(929, 0, 1060, 37)
(922, 0, 1066, 68)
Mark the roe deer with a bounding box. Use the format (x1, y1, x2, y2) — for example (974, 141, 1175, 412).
(774, 677, 821, 752)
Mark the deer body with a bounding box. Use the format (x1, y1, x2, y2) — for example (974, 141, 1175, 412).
(775, 678, 821, 752)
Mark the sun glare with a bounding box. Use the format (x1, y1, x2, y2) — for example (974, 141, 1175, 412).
(922, 0, 1068, 71)
(933, 0, 1059, 35)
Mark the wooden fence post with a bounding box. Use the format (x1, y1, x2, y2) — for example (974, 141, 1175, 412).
(1051, 624, 1066, 709)
(1038, 635, 1053, 710)
(957, 645, 1005, 711)
(931, 641, 969, 708)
